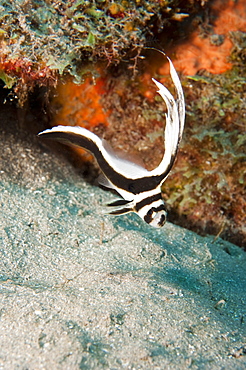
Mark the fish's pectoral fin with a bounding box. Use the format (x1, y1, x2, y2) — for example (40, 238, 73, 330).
(97, 173, 115, 190)
(107, 199, 132, 207)
(105, 199, 135, 215)
(107, 207, 133, 215)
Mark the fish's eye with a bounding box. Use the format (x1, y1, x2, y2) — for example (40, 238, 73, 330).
(157, 213, 166, 227)
(144, 207, 154, 224)
(147, 208, 153, 216)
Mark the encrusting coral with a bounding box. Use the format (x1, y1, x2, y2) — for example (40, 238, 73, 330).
(0, 0, 206, 98)
(51, 72, 111, 159)
(159, 0, 246, 75)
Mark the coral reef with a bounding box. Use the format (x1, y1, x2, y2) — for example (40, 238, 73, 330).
(0, 0, 207, 97)
(159, 0, 246, 75)
(151, 0, 246, 247)
(165, 57, 246, 248)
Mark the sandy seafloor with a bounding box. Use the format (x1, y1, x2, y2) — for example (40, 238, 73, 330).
(0, 102, 246, 370)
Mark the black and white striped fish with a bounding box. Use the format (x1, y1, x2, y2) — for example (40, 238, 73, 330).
(38, 56, 185, 228)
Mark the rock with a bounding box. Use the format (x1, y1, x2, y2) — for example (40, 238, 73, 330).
(0, 93, 245, 369)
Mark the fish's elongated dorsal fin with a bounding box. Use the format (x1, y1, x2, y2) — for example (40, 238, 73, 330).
(38, 53, 185, 229)
(38, 126, 148, 180)
(147, 56, 185, 183)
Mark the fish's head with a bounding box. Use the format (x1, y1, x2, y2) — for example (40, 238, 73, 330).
(142, 202, 167, 228)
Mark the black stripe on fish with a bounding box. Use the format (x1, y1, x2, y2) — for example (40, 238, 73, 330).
(135, 193, 163, 212)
